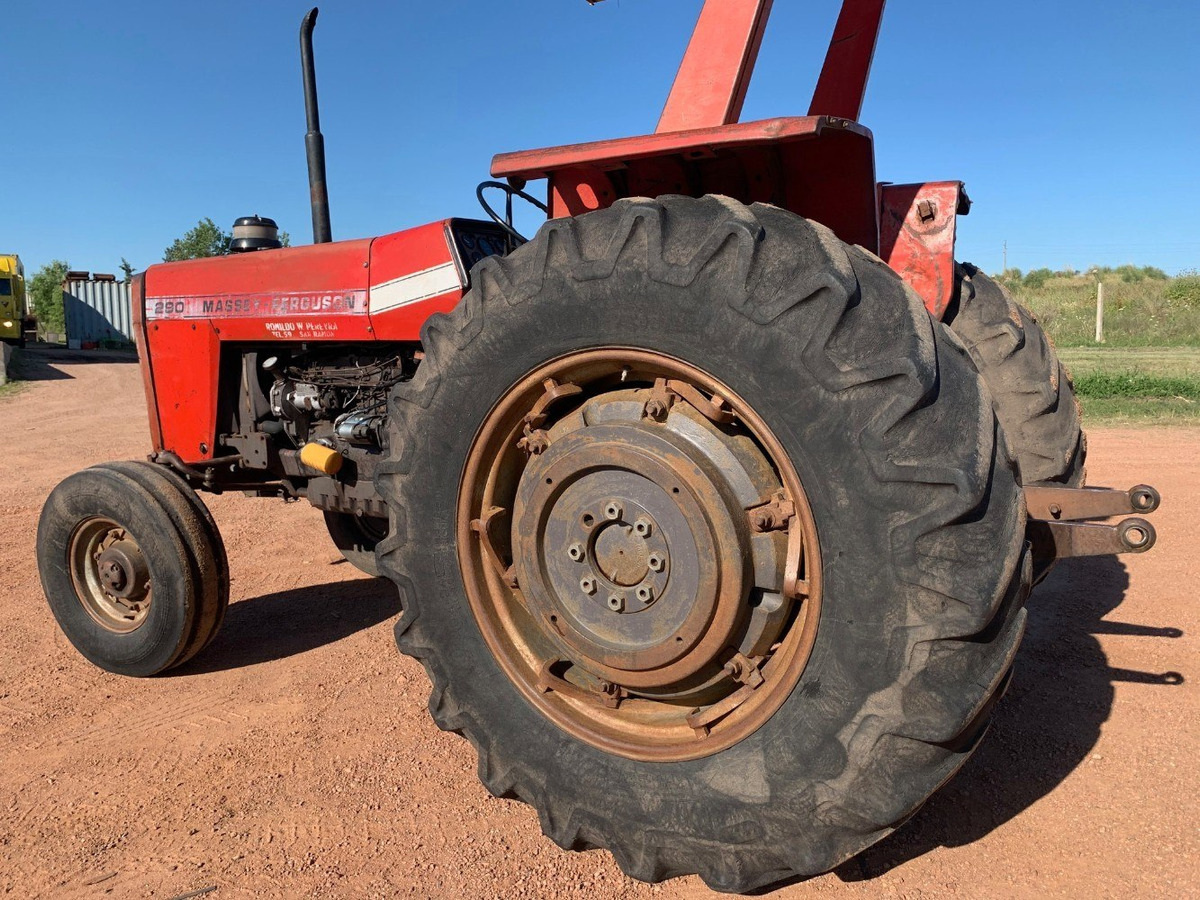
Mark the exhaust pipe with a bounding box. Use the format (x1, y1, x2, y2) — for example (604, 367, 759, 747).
(300, 8, 332, 244)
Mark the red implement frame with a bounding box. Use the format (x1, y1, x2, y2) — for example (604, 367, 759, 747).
(493, 0, 963, 317)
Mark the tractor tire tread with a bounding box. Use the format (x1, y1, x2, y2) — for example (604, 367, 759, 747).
(97, 461, 229, 664)
(378, 196, 1029, 892)
(945, 263, 1086, 486)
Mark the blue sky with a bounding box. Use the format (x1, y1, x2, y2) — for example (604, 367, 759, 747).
(4, 1, 1198, 278)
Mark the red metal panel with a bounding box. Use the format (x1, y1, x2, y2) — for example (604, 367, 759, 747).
(878, 181, 965, 319)
(143, 239, 374, 343)
(808, 0, 887, 120)
(141, 317, 222, 462)
(493, 116, 860, 180)
(367, 220, 465, 339)
(549, 167, 621, 218)
(656, 0, 774, 133)
(129, 273, 163, 452)
(500, 117, 879, 253)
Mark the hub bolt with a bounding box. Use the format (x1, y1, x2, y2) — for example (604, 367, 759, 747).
(633, 518, 652, 538)
(648, 553, 666, 573)
(604, 501, 623, 521)
(635, 585, 654, 604)
(580, 576, 596, 595)
(607, 594, 625, 612)
(567, 542, 585, 562)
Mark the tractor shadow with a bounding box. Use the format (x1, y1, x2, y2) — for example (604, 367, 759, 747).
(171, 576, 402, 675)
(8, 346, 138, 381)
(833, 554, 1185, 885)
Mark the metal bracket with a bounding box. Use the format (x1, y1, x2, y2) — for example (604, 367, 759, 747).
(1025, 482, 1160, 563)
(1025, 483, 1160, 521)
(537, 659, 627, 709)
(470, 506, 519, 589)
(748, 490, 795, 533)
(523, 378, 583, 431)
(1028, 517, 1156, 560)
(666, 379, 736, 425)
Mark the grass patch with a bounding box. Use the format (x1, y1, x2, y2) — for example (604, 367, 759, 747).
(1055, 348, 1200, 425)
(1073, 371, 1200, 400)
(1006, 274, 1200, 348)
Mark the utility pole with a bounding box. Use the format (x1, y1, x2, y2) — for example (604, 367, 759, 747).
(1003, 240, 1008, 272)
(1095, 281, 1105, 344)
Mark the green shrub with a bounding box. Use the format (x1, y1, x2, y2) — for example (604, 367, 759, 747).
(29, 260, 70, 334)
(1073, 371, 1200, 399)
(1024, 268, 1054, 290)
(1165, 271, 1200, 309)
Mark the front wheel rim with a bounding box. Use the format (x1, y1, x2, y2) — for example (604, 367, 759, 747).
(68, 517, 153, 634)
(457, 348, 822, 762)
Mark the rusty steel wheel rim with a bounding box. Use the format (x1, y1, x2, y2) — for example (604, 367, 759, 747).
(68, 517, 153, 634)
(457, 349, 822, 761)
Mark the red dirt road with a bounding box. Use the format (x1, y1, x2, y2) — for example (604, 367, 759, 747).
(1, 351, 1196, 899)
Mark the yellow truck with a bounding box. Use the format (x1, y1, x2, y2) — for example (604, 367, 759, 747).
(0, 254, 34, 347)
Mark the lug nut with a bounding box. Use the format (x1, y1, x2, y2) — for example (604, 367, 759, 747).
(604, 501, 623, 521)
(568, 542, 585, 562)
(633, 518, 652, 537)
(648, 553, 666, 573)
(607, 594, 625, 612)
(636, 585, 654, 603)
(580, 576, 596, 595)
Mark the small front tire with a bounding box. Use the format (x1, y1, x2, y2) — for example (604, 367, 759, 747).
(37, 462, 229, 676)
(323, 511, 387, 577)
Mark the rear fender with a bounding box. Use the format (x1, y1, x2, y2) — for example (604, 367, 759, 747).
(878, 181, 970, 320)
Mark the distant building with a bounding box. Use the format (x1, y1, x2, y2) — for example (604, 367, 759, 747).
(62, 273, 134, 348)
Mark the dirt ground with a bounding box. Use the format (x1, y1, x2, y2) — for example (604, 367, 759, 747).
(1, 350, 1196, 899)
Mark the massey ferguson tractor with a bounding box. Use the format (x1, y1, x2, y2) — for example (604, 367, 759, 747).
(37, 1, 1161, 892)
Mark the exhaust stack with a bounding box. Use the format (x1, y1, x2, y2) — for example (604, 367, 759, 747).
(300, 8, 332, 244)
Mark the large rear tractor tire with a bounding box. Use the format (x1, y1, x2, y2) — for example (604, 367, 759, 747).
(37, 461, 229, 676)
(945, 263, 1086, 487)
(379, 196, 1030, 892)
(323, 511, 387, 577)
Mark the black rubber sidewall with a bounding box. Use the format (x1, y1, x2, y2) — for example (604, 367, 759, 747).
(37, 467, 196, 676)
(384, 201, 1024, 885)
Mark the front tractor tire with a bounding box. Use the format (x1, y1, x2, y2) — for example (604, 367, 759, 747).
(37, 461, 229, 676)
(323, 511, 388, 577)
(379, 196, 1030, 891)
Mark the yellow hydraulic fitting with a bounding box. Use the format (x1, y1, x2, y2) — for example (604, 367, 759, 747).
(300, 441, 343, 475)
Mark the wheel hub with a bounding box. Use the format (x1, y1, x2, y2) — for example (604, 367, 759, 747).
(68, 520, 153, 633)
(459, 350, 822, 760)
(592, 519, 653, 588)
(96, 541, 149, 601)
(514, 421, 750, 690)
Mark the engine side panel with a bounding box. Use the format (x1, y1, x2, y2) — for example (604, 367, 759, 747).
(140, 219, 506, 462)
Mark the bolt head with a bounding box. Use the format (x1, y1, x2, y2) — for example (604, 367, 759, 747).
(580, 576, 596, 595)
(635, 585, 654, 603)
(633, 518, 652, 538)
(604, 501, 623, 521)
(607, 594, 625, 612)
(648, 553, 666, 573)
(645, 398, 669, 421)
(568, 542, 585, 562)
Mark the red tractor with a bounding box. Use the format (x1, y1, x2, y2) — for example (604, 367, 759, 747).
(37, 1, 1160, 891)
